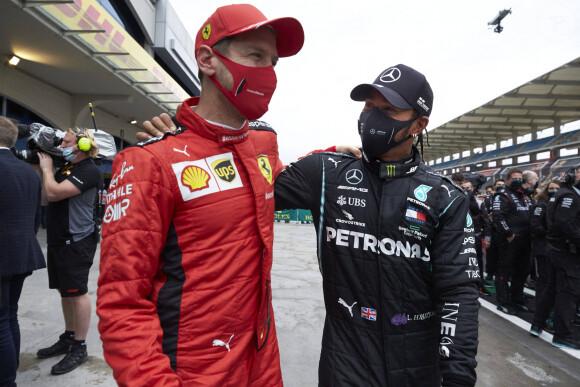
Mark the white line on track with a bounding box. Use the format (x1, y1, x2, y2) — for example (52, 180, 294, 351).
(478, 297, 580, 359)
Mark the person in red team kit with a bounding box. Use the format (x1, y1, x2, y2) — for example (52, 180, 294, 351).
(96, 4, 304, 386)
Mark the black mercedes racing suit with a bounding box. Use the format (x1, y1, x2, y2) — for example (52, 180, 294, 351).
(545, 184, 580, 339)
(274, 147, 479, 386)
(492, 186, 532, 307)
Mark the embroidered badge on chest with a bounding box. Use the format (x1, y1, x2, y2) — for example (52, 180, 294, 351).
(257, 154, 273, 184)
(172, 152, 243, 201)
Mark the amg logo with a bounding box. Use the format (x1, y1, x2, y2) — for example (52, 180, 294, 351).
(325, 226, 430, 261)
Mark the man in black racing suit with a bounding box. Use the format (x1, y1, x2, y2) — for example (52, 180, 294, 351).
(544, 167, 580, 349)
(275, 64, 479, 386)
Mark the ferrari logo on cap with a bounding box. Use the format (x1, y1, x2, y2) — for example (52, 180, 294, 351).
(257, 155, 272, 184)
(202, 24, 211, 40)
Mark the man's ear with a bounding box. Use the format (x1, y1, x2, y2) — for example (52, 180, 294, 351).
(410, 116, 429, 136)
(196, 45, 218, 77)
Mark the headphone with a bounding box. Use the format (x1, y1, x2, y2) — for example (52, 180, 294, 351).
(564, 166, 577, 185)
(72, 128, 92, 152)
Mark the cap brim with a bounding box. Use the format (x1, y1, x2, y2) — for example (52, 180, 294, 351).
(228, 17, 304, 58)
(350, 84, 412, 110)
(268, 17, 304, 57)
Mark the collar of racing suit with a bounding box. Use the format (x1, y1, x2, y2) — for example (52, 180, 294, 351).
(362, 145, 421, 180)
(176, 97, 250, 146)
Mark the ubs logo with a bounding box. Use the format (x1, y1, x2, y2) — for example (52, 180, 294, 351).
(346, 169, 363, 185)
(211, 159, 236, 183)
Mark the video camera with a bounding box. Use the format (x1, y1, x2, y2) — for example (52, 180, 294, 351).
(13, 123, 117, 167)
(463, 172, 487, 192)
(13, 123, 66, 166)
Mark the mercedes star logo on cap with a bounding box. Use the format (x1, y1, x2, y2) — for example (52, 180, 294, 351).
(380, 67, 401, 83)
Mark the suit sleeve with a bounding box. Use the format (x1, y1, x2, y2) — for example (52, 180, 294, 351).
(96, 148, 182, 387)
(530, 202, 547, 238)
(552, 193, 580, 247)
(298, 146, 337, 159)
(492, 194, 513, 238)
(34, 177, 41, 234)
(274, 154, 322, 212)
(431, 190, 479, 387)
(479, 203, 491, 240)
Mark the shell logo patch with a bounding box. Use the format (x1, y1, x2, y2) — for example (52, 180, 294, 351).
(211, 159, 236, 183)
(257, 155, 272, 184)
(181, 166, 210, 192)
(172, 152, 243, 201)
(202, 23, 211, 40)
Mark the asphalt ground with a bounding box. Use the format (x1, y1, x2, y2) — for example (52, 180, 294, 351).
(13, 223, 580, 386)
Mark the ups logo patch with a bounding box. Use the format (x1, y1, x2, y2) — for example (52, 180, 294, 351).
(211, 159, 236, 183)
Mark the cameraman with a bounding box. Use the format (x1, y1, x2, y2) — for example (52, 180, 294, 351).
(36, 128, 102, 375)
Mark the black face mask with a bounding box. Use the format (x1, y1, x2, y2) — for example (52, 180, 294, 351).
(547, 190, 557, 197)
(510, 179, 522, 191)
(358, 108, 415, 157)
(524, 186, 535, 196)
(524, 181, 538, 196)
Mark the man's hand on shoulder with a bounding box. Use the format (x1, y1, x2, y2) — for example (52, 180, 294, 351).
(335, 145, 362, 159)
(137, 113, 176, 141)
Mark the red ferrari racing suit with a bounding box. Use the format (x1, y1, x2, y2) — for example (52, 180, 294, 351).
(97, 97, 284, 386)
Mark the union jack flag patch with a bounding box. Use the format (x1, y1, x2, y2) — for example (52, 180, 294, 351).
(361, 307, 377, 321)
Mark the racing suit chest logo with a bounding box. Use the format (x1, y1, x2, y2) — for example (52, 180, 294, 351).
(257, 155, 273, 184)
(211, 159, 236, 182)
(182, 166, 210, 192)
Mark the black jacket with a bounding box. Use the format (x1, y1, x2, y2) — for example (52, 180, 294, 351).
(469, 195, 491, 239)
(530, 198, 549, 256)
(546, 184, 580, 275)
(492, 187, 532, 238)
(275, 147, 479, 386)
(0, 149, 45, 277)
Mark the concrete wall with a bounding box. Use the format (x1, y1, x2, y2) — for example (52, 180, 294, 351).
(0, 63, 139, 140)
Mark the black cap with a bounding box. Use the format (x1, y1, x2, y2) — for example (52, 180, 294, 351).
(350, 64, 434, 117)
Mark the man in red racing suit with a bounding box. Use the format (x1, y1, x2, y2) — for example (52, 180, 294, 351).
(97, 4, 304, 386)
(98, 98, 284, 386)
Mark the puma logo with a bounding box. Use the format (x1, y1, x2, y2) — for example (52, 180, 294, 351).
(338, 298, 357, 317)
(173, 145, 190, 157)
(328, 157, 341, 168)
(442, 185, 454, 197)
(212, 334, 234, 352)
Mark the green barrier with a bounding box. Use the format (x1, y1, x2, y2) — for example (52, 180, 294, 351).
(274, 209, 313, 223)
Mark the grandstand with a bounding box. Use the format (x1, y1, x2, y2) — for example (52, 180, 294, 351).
(423, 56, 580, 187)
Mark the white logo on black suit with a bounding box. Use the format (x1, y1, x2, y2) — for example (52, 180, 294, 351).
(346, 169, 363, 185)
(380, 67, 401, 83)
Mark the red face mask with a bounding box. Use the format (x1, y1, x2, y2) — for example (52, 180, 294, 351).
(209, 49, 277, 120)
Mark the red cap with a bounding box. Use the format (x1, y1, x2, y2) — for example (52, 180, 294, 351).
(195, 4, 304, 58)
